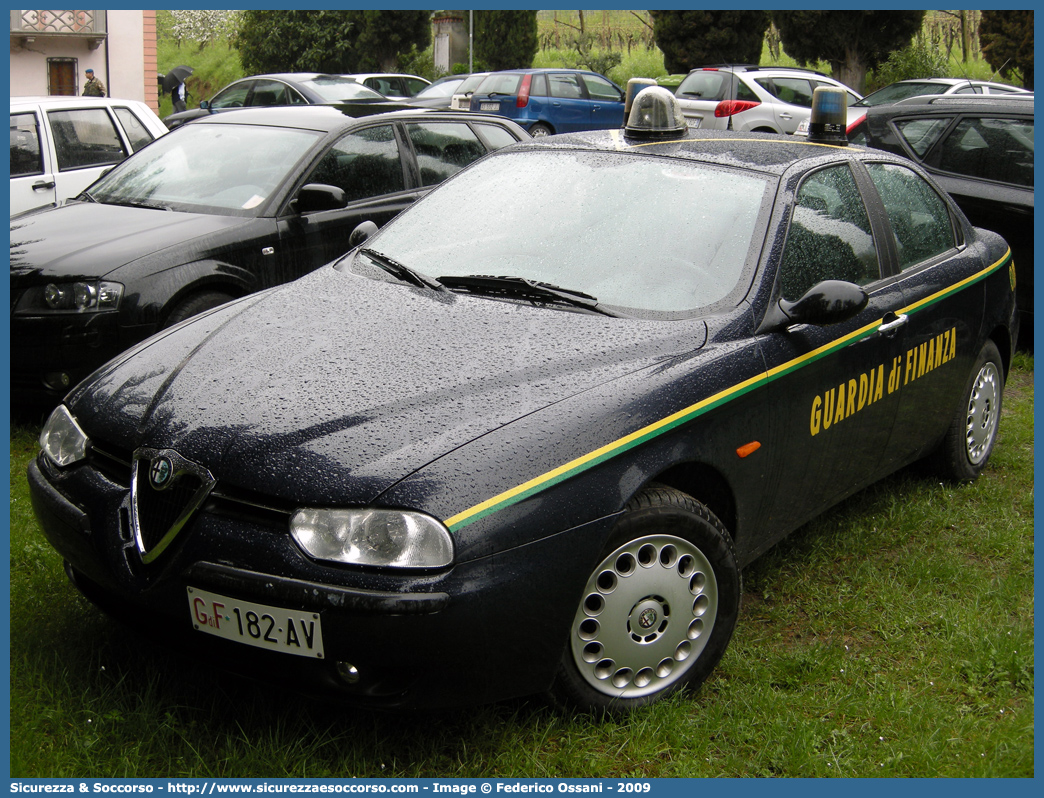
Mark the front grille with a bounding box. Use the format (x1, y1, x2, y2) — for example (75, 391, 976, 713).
(131, 448, 216, 564)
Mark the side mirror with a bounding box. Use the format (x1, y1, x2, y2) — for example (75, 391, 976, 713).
(348, 221, 379, 249)
(295, 183, 348, 214)
(199, 100, 210, 110)
(758, 280, 869, 333)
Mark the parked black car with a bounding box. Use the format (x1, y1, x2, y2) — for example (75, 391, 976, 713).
(11, 106, 528, 406)
(848, 94, 1034, 347)
(162, 73, 412, 130)
(29, 90, 1018, 713)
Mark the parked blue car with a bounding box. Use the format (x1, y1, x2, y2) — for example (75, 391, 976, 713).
(469, 68, 625, 137)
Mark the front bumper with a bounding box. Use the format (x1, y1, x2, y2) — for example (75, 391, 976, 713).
(28, 455, 616, 709)
(10, 311, 150, 405)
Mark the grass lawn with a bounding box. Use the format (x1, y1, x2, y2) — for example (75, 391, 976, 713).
(8, 356, 1033, 778)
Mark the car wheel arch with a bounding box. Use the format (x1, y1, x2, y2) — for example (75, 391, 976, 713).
(640, 461, 737, 543)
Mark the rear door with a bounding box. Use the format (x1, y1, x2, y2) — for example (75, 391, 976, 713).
(862, 160, 990, 466)
(545, 72, 590, 133)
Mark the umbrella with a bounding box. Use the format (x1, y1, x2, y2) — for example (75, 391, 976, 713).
(162, 65, 193, 92)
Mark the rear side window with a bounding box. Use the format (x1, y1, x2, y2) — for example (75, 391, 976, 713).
(10, 112, 43, 177)
(406, 122, 486, 187)
(112, 107, 156, 151)
(46, 108, 128, 171)
(937, 117, 1034, 187)
(894, 117, 951, 158)
(548, 73, 584, 100)
(779, 165, 879, 300)
(474, 123, 519, 151)
(760, 77, 816, 108)
(305, 124, 405, 203)
(866, 163, 955, 270)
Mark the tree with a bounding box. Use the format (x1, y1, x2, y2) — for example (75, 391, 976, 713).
(353, 10, 431, 72)
(164, 10, 241, 49)
(474, 10, 538, 71)
(980, 10, 1033, 90)
(234, 10, 431, 75)
(649, 10, 770, 73)
(772, 11, 924, 94)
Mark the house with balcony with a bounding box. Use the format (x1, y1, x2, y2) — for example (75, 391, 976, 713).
(10, 9, 159, 112)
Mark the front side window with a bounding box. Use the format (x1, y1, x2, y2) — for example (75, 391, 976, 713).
(210, 82, 252, 109)
(46, 108, 127, 170)
(779, 165, 879, 301)
(866, 163, 955, 270)
(582, 74, 621, 101)
(305, 125, 405, 203)
(937, 117, 1034, 187)
(10, 112, 43, 176)
(406, 122, 486, 187)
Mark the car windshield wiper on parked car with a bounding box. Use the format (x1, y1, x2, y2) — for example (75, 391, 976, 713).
(103, 198, 172, 211)
(438, 275, 621, 317)
(360, 248, 443, 291)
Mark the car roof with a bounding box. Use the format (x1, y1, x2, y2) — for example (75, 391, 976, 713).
(873, 94, 1034, 115)
(511, 127, 910, 177)
(685, 64, 830, 78)
(180, 104, 525, 133)
(11, 95, 153, 109)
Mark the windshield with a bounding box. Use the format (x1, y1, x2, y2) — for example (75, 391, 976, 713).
(301, 77, 386, 102)
(87, 123, 321, 216)
(856, 82, 950, 107)
(365, 149, 771, 315)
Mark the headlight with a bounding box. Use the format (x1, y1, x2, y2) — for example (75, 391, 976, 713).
(39, 405, 90, 467)
(15, 281, 123, 313)
(291, 508, 454, 569)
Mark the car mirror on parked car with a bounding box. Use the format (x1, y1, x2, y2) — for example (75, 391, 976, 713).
(295, 183, 348, 214)
(348, 220, 379, 249)
(759, 279, 869, 333)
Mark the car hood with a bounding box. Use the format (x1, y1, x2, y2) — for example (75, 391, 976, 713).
(10, 202, 253, 284)
(68, 265, 708, 506)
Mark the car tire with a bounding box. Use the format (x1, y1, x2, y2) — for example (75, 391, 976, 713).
(550, 484, 741, 716)
(529, 122, 553, 137)
(163, 291, 233, 328)
(926, 339, 1004, 482)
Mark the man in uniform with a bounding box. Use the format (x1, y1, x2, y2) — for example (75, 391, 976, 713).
(82, 68, 106, 97)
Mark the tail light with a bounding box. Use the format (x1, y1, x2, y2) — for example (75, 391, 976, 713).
(715, 100, 759, 118)
(516, 74, 533, 108)
(846, 112, 867, 136)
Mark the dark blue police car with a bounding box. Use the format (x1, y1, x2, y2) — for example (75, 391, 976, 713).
(28, 88, 1018, 714)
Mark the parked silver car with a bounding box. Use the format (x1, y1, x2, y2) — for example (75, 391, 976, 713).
(674, 65, 861, 134)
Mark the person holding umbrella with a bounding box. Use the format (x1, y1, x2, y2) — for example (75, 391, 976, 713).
(163, 65, 193, 113)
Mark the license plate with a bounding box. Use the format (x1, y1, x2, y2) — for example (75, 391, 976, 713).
(187, 587, 324, 659)
(480, 102, 500, 112)
(686, 117, 701, 129)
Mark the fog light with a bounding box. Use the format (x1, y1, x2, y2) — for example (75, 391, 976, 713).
(42, 371, 72, 391)
(337, 661, 361, 684)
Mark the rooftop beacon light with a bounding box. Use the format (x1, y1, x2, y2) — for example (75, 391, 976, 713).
(624, 85, 688, 139)
(806, 86, 848, 146)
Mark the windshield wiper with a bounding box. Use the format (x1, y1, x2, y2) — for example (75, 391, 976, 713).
(104, 198, 172, 211)
(438, 275, 620, 317)
(360, 248, 443, 291)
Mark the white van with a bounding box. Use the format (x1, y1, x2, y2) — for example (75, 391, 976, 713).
(10, 96, 167, 215)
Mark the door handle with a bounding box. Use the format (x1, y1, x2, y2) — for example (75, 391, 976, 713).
(32, 180, 56, 191)
(878, 312, 908, 336)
